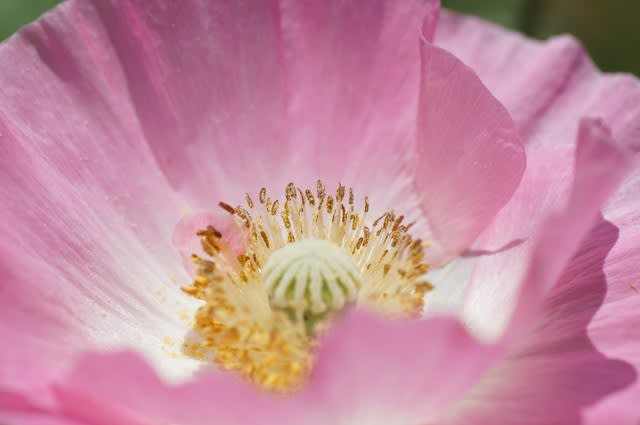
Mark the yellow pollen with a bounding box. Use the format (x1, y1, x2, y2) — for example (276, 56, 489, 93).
(181, 181, 432, 392)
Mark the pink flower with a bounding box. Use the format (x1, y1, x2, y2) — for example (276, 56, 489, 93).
(1, 0, 639, 424)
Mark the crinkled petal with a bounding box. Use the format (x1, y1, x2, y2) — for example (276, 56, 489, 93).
(446, 219, 635, 425)
(452, 118, 625, 337)
(581, 163, 640, 422)
(460, 118, 632, 339)
(509, 119, 631, 337)
(414, 40, 525, 263)
(433, 10, 640, 326)
(435, 11, 640, 149)
(442, 120, 633, 424)
(436, 12, 640, 419)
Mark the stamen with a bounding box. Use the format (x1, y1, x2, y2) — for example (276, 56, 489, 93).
(181, 180, 432, 392)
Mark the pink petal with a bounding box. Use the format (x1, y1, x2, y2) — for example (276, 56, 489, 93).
(56, 352, 294, 425)
(55, 310, 500, 425)
(423, 254, 476, 315)
(509, 119, 631, 336)
(435, 11, 640, 149)
(301, 310, 500, 424)
(1, 0, 441, 399)
(0, 0, 207, 397)
(61, 0, 441, 213)
(459, 119, 631, 339)
(436, 11, 640, 418)
(414, 41, 525, 263)
(581, 164, 640, 421)
(0, 391, 80, 424)
(585, 390, 640, 425)
(0, 410, 89, 425)
(444, 222, 636, 425)
(442, 120, 633, 424)
(461, 145, 575, 337)
(278, 0, 441, 217)
(77, 0, 292, 206)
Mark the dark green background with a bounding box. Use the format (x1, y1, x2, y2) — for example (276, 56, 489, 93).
(1, 0, 638, 75)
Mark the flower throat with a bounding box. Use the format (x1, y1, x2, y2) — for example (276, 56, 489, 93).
(181, 181, 432, 391)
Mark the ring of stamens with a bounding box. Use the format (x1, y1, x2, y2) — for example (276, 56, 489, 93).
(181, 180, 433, 392)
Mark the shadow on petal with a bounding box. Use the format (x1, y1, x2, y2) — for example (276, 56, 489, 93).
(455, 217, 636, 425)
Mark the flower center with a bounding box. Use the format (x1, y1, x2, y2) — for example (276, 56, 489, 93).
(180, 181, 432, 391)
(263, 238, 361, 314)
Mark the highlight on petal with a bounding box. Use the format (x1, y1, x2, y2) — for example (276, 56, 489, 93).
(414, 40, 525, 263)
(422, 254, 476, 315)
(0, 0, 212, 396)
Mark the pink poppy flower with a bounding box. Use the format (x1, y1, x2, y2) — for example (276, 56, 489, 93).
(1, 0, 639, 424)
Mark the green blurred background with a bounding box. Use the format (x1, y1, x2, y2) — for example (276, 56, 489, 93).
(1, 0, 638, 75)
